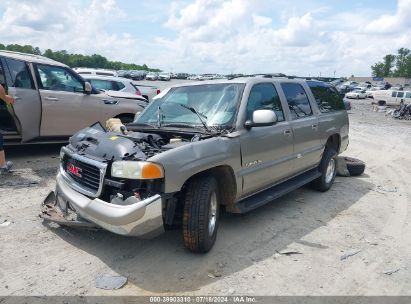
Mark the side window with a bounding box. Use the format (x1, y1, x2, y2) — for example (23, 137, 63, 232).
(116, 82, 125, 90)
(36, 65, 84, 93)
(4, 58, 34, 89)
(89, 79, 113, 91)
(405, 92, 411, 98)
(391, 91, 397, 97)
(246, 83, 285, 122)
(0, 58, 6, 87)
(281, 83, 313, 119)
(307, 81, 345, 113)
(397, 91, 404, 98)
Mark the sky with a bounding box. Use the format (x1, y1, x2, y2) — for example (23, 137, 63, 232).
(0, 0, 409, 77)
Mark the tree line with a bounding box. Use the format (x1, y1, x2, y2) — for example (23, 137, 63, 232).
(371, 48, 411, 78)
(0, 42, 161, 72)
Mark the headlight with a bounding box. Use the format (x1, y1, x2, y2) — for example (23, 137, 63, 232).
(111, 161, 164, 180)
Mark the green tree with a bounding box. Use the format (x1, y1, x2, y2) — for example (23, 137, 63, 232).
(394, 48, 410, 77)
(0, 42, 160, 71)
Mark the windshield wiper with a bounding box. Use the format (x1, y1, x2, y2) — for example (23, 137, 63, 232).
(177, 103, 211, 133)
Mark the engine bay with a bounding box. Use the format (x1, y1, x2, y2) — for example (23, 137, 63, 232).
(68, 123, 203, 162)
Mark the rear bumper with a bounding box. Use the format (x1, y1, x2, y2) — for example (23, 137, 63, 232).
(41, 173, 164, 237)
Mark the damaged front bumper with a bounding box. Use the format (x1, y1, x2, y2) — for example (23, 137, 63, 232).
(40, 173, 164, 237)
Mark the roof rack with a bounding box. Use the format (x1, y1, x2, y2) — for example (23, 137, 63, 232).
(227, 73, 290, 80)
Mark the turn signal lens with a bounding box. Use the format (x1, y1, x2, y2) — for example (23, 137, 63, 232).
(141, 163, 164, 179)
(111, 161, 164, 180)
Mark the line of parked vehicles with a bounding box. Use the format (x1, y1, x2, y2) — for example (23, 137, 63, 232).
(331, 78, 411, 107)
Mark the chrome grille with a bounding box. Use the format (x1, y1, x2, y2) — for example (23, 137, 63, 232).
(60, 148, 107, 197)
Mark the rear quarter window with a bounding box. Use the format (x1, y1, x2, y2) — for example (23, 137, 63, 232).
(307, 81, 345, 113)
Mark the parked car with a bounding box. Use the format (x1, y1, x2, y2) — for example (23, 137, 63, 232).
(42, 77, 349, 253)
(145, 72, 158, 80)
(373, 90, 411, 106)
(0, 51, 147, 144)
(158, 72, 171, 81)
(175, 73, 188, 79)
(365, 87, 378, 98)
(346, 89, 367, 99)
(83, 75, 142, 95)
(72, 67, 117, 77)
(131, 81, 161, 102)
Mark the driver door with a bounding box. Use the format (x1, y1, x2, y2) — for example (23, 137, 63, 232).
(34, 64, 103, 136)
(240, 83, 294, 197)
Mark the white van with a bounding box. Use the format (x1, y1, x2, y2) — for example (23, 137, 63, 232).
(73, 67, 117, 77)
(372, 90, 411, 106)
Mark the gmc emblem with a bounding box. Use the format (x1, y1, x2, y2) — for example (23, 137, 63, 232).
(67, 163, 82, 178)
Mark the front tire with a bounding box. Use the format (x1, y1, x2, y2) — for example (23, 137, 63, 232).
(311, 148, 337, 192)
(183, 176, 220, 253)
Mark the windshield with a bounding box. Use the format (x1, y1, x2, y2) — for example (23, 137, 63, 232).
(134, 83, 244, 129)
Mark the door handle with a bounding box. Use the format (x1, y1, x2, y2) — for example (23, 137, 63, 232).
(284, 129, 292, 136)
(103, 99, 118, 105)
(45, 97, 58, 101)
(312, 124, 318, 130)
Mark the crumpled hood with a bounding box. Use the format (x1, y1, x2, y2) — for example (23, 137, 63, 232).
(68, 125, 166, 162)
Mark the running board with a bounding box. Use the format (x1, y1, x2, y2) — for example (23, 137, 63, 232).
(234, 169, 321, 213)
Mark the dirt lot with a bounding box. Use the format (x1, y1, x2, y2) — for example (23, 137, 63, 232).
(0, 89, 410, 296)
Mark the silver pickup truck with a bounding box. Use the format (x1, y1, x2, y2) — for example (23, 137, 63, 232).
(42, 77, 349, 253)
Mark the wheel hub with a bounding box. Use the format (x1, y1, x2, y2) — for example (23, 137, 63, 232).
(325, 158, 336, 183)
(208, 192, 217, 236)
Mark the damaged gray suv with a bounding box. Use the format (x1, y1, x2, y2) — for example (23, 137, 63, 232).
(42, 77, 349, 253)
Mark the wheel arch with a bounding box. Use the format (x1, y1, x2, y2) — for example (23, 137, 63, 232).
(325, 133, 341, 153)
(180, 165, 237, 207)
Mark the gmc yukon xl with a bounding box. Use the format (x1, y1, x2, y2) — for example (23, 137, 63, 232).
(41, 77, 349, 253)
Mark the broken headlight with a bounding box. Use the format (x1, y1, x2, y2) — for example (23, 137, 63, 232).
(111, 161, 164, 180)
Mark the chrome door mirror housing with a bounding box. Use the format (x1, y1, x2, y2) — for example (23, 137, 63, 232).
(84, 81, 92, 94)
(244, 109, 277, 128)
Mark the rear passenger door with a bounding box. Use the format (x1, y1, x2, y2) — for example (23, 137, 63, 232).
(280, 82, 322, 174)
(240, 83, 294, 196)
(1, 57, 42, 142)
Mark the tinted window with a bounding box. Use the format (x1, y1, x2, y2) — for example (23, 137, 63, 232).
(116, 82, 125, 90)
(391, 91, 397, 97)
(0, 59, 6, 86)
(397, 92, 404, 98)
(88, 79, 115, 91)
(246, 83, 284, 122)
(281, 83, 312, 119)
(307, 81, 345, 113)
(36, 65, 83, 92)
(4, 58, 34, 89)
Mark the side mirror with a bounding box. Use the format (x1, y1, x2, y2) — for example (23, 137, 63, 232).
(244, 109, 277, 128)
(84, 81, 92, 94)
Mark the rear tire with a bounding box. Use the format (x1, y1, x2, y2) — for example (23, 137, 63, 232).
(311, 148, 337, 192)
(183, 176, 220, 253)
(344, 157, 365, 176)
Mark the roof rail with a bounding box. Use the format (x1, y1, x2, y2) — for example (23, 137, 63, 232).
(227, 73, 289, 80)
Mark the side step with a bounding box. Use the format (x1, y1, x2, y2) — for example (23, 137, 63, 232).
(234, 169, 321, 213)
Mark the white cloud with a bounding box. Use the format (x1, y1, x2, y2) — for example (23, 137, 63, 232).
(0, 0, 410, 76)
(0, 0, 138, 62)
(364, 0, 411, 34)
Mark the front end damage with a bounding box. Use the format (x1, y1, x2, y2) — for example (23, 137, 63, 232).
(40, 122, 201, 237)
(41, 174, 164, 237)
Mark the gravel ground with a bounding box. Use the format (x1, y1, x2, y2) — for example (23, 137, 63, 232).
(0, 88, 410, 296)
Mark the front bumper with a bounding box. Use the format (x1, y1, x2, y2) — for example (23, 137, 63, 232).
(41, 173, 164, 237)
